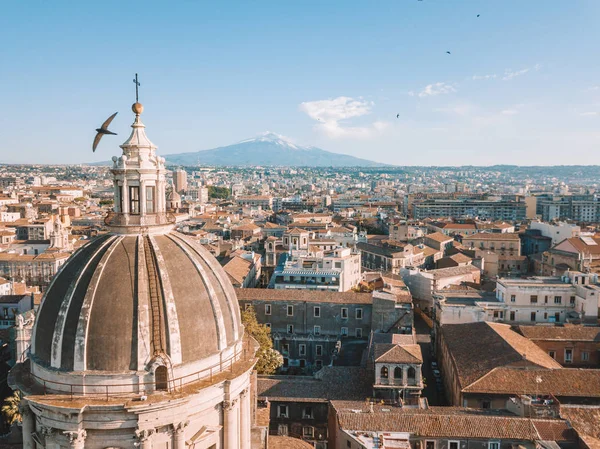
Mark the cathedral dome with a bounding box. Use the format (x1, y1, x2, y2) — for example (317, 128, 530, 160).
(28, 103, 245, 393)
(31, 231, 242, 373)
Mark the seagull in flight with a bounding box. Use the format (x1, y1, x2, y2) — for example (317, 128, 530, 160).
(446, 51, 451, 54)
(93, 112, 118, 152)
(396, 114, 400, 119)
(477, 14, 480, 17)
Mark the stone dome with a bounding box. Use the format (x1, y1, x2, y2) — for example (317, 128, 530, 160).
(32, 231, 242, 373)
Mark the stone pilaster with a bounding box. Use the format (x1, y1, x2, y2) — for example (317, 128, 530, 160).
(63, 429, 86, 449)
(223, 398, 239, 449)
(240, 388, 251, 449)
(136, 428, 155, 449)
(20, 404, 34, 449)
(173, 421, 189, 449)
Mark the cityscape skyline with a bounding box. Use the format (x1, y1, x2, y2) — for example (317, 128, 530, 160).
(2, 1, 600, 166)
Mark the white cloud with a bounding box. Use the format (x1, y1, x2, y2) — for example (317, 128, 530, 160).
(501, 109, 519, 115)
(502, 64, 541, 81)
(588, 86, 600, 91)
(472, 74, 497, 80)
(299, 96, 389, 139)
(580, 111, 599, 116)
(418, 82, 457, 97)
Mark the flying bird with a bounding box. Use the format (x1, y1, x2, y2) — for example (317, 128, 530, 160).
(446, 51, 451, 54)
(93, 112, 118, 152)
(477, 14, 480, 17)
(396, 114, 400, 119)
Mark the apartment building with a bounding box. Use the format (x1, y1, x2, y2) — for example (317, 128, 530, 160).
(411, 198, 527, 221)
(495, 272, 600, 324)
(236, 288, 413, 372)
(357, 241, 425, 274)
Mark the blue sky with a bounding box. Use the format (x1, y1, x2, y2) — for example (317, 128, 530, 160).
(1, 0, 599, 165)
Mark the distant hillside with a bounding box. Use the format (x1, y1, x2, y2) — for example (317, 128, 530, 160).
(163, 132, 386, 167)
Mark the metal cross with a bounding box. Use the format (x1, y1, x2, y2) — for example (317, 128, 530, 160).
(133, 73, 141, 103)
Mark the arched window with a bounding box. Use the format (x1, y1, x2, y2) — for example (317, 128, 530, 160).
(155, 365, 169, 391)
(394, 367, 403, 379)
(407, 366, 416, 383)
(380, 366, 388, 379)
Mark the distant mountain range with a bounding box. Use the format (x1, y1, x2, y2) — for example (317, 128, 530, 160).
(162, 132, 386, 167)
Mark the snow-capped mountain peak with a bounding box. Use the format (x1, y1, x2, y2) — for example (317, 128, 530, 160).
(237, 132, 300, 149)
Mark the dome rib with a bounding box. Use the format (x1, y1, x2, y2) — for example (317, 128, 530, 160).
(169, 233, 242, 344)
(32, 234, 114, 368)
(73, 235, 124, 371)
(169, 233, 241, 341)
(147, 235, 182, 365)
(55, 235, 119, 370)
(164, 233, 228, 351)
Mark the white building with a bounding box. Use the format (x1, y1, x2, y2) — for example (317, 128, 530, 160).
(10, 102, 261, 449)
(271, 229, 361, 291)
(530, 221, 581, 246)
(496, 271, 599, 324)
(401, 265, 481, 310)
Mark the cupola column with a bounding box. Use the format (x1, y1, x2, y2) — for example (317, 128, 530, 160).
(173, 421, 189, 449)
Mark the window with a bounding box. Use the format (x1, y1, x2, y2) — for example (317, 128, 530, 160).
(277, 405, 288, 418)
(265, 304, 272, 315)
(549, 350, 556, 359)
(315, 360, 323, 369)
(314, 325, 321, 335)
(482, 399, 491, 409)
(316, 345, 323, 356)
(265, 323, 271, 329)
(303, 406, 313, 419)
(554, 312, 560, 322)
(303, 427, 314, 437)
(341, 327, 348, 336)
(425, 442, 435, 449)
(287, 305, 294, 316)
(394, 367, 403, 379)
(335, 262, 342, 268)
(129, 186, 140, 215)
(565, 349, 573, 363)
(509, 311, 515, 321)
(380, 366, 389, 379)
(570, 296, 576, 306)
(530, 295, 538, 304)
(299, 344, 306, 356)
(355, 328, 362, 338)
(545, 295, 549, 304)
(299, 359, 306, 367)
(281, 344, 289, 355)
(314, 306, 320, 318)
(449, 441, 460, 449)
(287, 324, 294, 334)
(356, 308, 363, 319)
(347, 441, 352, 448)
(582, 351, 590, 362)
(489, 442, 500, 449)
(145, 185, 155, 214)
(510, 295, 516, 302)
(530, 312, 536, 322)
(155, 365, 169, 391)
(341, 307, 348, 319)
(554, 296, 562, 304)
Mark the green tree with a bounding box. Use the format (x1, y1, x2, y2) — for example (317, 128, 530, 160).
(208, 186, 230, 200)
(241, 306, 283, 374)
(1, 390, 21, 426)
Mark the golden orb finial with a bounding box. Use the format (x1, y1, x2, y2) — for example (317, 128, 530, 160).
(132, 102, 144, 115)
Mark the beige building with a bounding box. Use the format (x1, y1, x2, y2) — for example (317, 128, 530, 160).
(173, 169, 188, 193)
(463, 232, 521, 256)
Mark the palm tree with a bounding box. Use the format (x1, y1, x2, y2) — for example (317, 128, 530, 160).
(1, 391, 22, 426)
